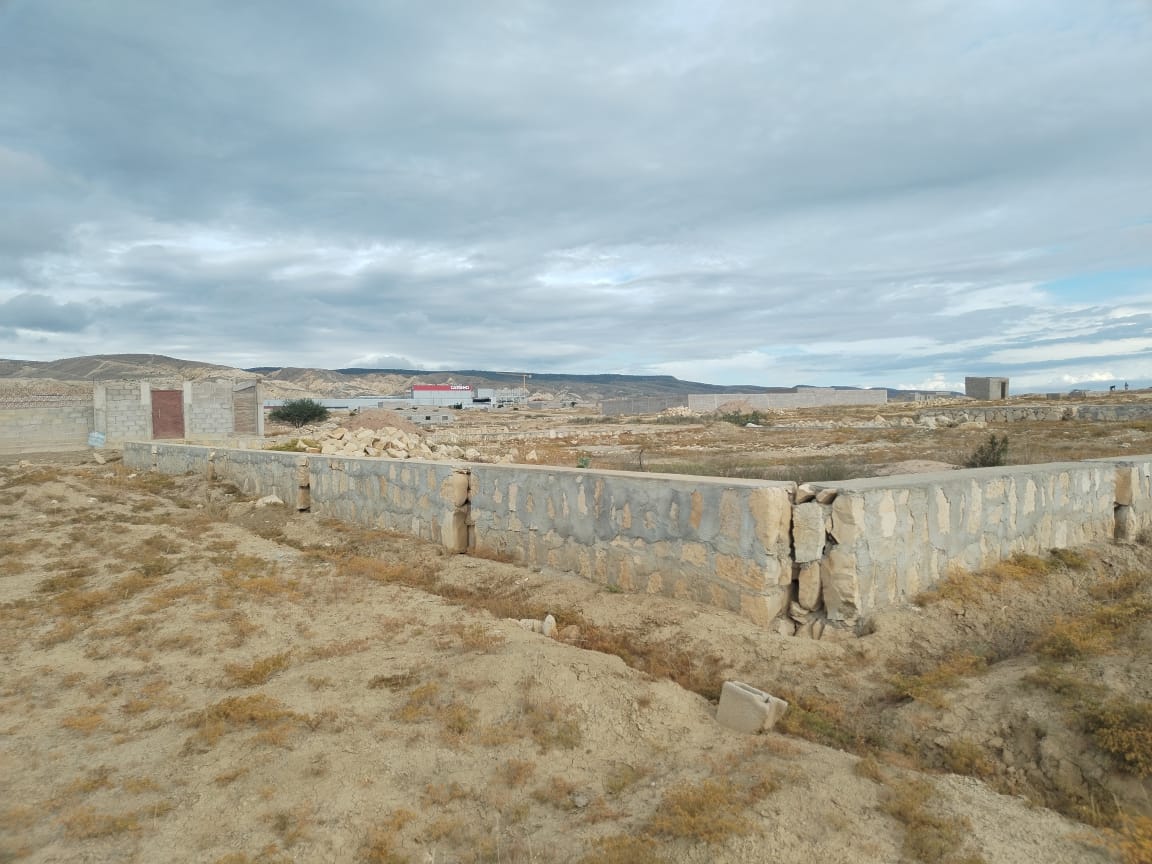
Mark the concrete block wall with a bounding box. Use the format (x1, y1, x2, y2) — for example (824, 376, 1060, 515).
(468, 466, 795, 622)
(687, 389, 887, 412)
(97, 382, 151, 442)
(0, 401, 94, 453)
(185, 381, 236, 437)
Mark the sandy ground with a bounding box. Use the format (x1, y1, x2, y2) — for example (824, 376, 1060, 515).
(1, 456, 1144, 863)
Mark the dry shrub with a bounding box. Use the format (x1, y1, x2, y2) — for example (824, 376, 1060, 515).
(341, 555, 438, 591)
(441, 701, 478, 741)
(497, 758, 536, 788)
(647, 773, 775, 843)
(360, 826, 411, 864)
(393, 682, 441, 723)
(1034, 596, 1152, 660)
(266, 804, 314, 848)
(532, 775, 580, 810)
(61, 706, 106, 735)
(776, 690, 877, 751)
(521, 691, 582, 752)
(223, 652, 293, 688)
(853, 754, 887, 784)
(940, 739, 996, 778)
(916, 553, 1052, 606)
(1102, 814, 1152, 864)
(1083, 697, 1152, 777)
(885, 652, 987, 707)
(60, 806, 142, 839)
(421, 781, 471, 806)
(186, 694, 305, 750)
(448, 622, 506, 653)
(578, 835, 667, 864)
(880, 777, 986, 864)
(603, 763, 648, 796)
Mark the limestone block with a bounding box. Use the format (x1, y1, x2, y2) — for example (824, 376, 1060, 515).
(815, 488, 838, 504)
(795, 484, 816, 504)
(715, 681, 789, 734)
(445, 471, 470, 508)
(797, 562, 821, 610)
(739, 589, 788, 625)
(792, 502, 826, 563)
(822, 551, 860, 622)
(749, 487, 791, 551)
(830, 495, 865, 547)
(1116, 467, 1136, 507)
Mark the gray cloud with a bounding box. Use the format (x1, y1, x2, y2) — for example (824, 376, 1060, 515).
(1, 0, 1151, 390)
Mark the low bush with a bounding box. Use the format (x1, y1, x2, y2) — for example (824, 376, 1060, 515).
(963, 433, 1009, 468)
(268, 399, 329, 428)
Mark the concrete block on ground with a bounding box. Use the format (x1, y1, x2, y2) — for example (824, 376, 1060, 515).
(715, 681, 789, 733)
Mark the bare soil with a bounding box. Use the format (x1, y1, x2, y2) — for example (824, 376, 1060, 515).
(3, 454, 1148, 863)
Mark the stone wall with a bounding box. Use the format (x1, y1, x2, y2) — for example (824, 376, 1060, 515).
(801, 458, 1152, 623)
(122, 442, 1152, 634)
(468, 466, 794, 623)
(687, 388, 887, 412)
(123, 443, 795, 626)
(921, 403, 1152, 424)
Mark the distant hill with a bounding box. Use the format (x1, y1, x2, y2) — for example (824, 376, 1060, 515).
(0, 353, 938, 401)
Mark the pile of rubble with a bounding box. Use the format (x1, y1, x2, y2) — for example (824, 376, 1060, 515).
(287, 426, 482, 462)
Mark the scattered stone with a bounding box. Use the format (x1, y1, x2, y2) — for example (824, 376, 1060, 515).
(92, 451, 106, 465)
(715, 681, 789, 733)
(255, 494, 284, 507)
(541, 614, 557, 639)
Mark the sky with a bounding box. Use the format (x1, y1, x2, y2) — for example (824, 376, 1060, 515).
(1, 1, 1151, 392)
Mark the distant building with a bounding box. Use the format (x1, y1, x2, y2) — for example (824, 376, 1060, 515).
(965, 377, 1009, 400)
(412, 384, 473, 406)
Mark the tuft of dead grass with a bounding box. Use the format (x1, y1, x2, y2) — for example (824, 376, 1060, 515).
(646, 771, 776, 844)
(186, 694, 306, 750)
(880, 777, 987, 864)
(223, 652, 293, 688)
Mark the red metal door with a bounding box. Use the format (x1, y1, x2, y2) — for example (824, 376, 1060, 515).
(151, 390, 184, 439)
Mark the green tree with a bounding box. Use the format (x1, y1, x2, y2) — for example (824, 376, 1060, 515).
(268, 398, 330, 428)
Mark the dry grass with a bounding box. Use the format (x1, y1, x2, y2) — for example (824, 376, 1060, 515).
(186, 694, 307, 750)
(915, 553, 1055, 607)
(223, 652, 293, 687)
(646, 767, 777, 844)
(885, 652, 988, 707)
(1033, 571, 1151, 660)
(1101, 814, 1152, 864)
(880, 777, 987, 864)
(577, 835, 667, 864)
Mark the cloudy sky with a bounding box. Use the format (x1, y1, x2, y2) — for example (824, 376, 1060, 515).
(2, 1, 1151, 391)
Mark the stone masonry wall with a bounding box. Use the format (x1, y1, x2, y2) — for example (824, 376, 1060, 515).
(123, 442, 1152, 633)
(801, 458, 1152, 623)
(468, 466, 795, 624)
